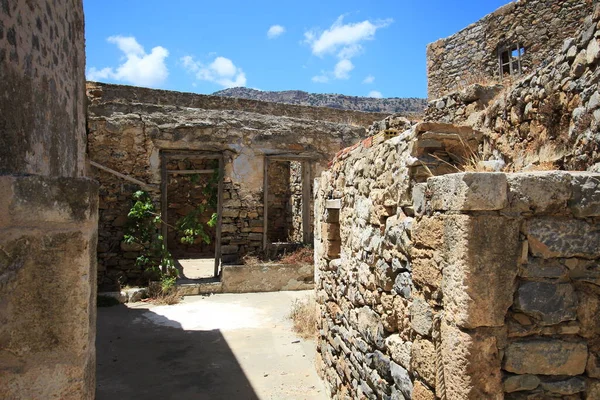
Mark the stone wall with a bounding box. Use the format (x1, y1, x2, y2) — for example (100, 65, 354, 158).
(88, 81, 391, 128)
(0, 1, 98, 398)
(88, 83, 367, 288)
(314, 121, 600, 399)
(426, 0, 593, 99)
(425, 4, 600, 173)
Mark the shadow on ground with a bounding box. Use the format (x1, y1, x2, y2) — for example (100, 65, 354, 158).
(96, 304, 258, 400)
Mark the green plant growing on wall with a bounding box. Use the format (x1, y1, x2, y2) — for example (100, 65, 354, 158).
(123, 190, 177, 282)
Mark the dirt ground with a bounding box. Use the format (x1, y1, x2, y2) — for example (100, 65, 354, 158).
(96, 290, 327, 400)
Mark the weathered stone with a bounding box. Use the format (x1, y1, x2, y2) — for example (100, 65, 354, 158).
(503, 374, 540, 393)
(587, 381, 600, 400)
(503, 340, 588, 375)
(393, 272, 412, 299)
(588, 350, 600, 378)
(412, 380, 435, 400)
(527, 218, 600, 259)
(514, 281, 578, 325)
(370, 350, 391, 380)
(587, 39, 600, 65)
(410, 297, 433, 337)
(506, 172, 572, 214)
(520, 258, 567, 279)
(428, 173, 508, 211)
(411, 339, 436, 388)
(442, 215, 520, 328)
(569, 173, 600, 217)
(390, 362, 413, 399)
(441, 320, 502, 400)
(221, 263, 313, 292)
(540, 377, 586, 395)
(385, 335, 412, 370)
(577, 286, 600, 339)
(357, 307, 385, 349)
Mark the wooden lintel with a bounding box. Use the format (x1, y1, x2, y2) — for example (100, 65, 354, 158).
(90, 161, 158, 191)
(167, 169, 215, 175)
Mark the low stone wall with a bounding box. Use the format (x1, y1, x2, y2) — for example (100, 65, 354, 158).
(426, 0, 593, 99)
(221, 263, 314, 293)
(314, 125, 600, 398)
(87, 82, 390, 128)
(425, 5, 600, 172)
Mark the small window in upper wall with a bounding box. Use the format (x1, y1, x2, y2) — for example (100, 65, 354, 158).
(499, 44, 525, 78)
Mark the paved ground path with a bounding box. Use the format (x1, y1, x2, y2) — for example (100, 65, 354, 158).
(96, 290, 327, 400)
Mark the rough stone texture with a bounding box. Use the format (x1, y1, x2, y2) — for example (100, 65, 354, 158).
(0, 2, 97, 398)
(0, 0, 87, 177)
(504, 340, 588, 375)
(427, 0, 593, 99)
(220, 263, 314, 293)
(506, 172, 572, 214)
(441, 321, 503, 400)
(428, 172, 508, 211)
(441, 214, 520, 329)
(514, 281, 578, 325)
(527, 218, 600, 259)
(503, 374, 541, 393)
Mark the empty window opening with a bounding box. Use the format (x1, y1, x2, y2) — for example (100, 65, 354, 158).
(499, 43, 525, 78)
(263, 157, 313, 256)
(161, 153, 223, 281)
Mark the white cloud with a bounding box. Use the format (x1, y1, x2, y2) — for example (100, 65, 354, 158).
(333, 59, 354, 80)
(304, 15, 392, 58)
(368, 90, 383, 98)
(267, 25, 286, 39)
(363, 75, 375, 84)
(312, 75, 329, 83)
(87, 36, 169, 87)
(181, 55, 247, 88)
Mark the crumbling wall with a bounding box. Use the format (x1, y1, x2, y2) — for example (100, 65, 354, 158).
(427, 0, 593, 99)
(0, 1, 98, 398)
(87, 81, 390, 127)
(88, 83, 366, 287)
(315, 121, 600, 399)
(426, 4, 600, 173)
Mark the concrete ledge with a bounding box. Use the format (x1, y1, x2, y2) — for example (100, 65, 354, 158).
(221, 263, 314, 293)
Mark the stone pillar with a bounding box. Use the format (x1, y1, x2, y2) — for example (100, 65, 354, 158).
(0, 1, 98, 398)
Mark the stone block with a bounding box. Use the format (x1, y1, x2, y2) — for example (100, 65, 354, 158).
(569, 172, 600, 217)
(221, 245, 239, 255)
(527, 218, 600, 259)
(506, 172, 572, 214)
(503, 340, 588, 375)
(442, 215, 520, 328)
(513, 281, 578, 325)
(411, 216, 444, 249)
(588, 350, 600, 378)
(357, 307, 385, 350)
(428, 173, 507, 211)
(390, 362, 413, 399)
(503, 374, 540, 393)
(411, 339, 436, 388)
(385, 334, 412, 370)
(441, 320, 502, 400)
(410, 297, 433, 337)
(577, 285, 600, 339)
(221, 263, 313, 292)
(412, 183, 427, 216)
(540, 377, 586, 395)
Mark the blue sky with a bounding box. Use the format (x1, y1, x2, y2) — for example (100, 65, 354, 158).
(84, 0, 509, 99)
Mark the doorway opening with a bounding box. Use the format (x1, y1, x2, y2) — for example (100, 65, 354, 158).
(161, 152, 224, 282)
(263, 155, 313, 258)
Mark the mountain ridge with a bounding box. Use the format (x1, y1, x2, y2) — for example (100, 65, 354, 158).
(212, 87, 427, 114)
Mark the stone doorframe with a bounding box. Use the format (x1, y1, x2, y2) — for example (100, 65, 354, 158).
(160, 151, 224, 277)
(262, 154, 316, 250)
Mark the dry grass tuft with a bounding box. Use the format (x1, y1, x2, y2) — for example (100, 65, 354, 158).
(523, 161, 557, 171)
(289, 297, 317, 340)
(280, 246, 314, 265)
(147, 280, 183, 305)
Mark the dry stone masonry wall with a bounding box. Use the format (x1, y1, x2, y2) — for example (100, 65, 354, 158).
(314, 120, 600, 399)
(427, 0, 593, 99)
(426, 3, 600, 173)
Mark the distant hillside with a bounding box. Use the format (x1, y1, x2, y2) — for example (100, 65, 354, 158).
(212, 87, 427, 114)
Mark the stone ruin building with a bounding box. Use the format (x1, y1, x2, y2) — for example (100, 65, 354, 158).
(87, 82, 386, 293)
(1, 0, 600, 399)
